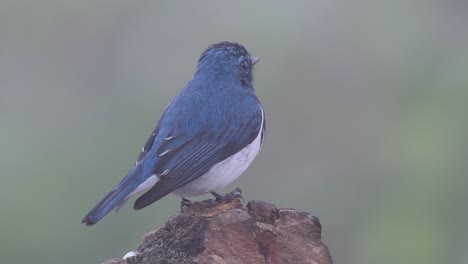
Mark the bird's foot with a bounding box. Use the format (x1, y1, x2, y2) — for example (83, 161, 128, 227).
(225, 187, 243, 201)
(210, 187, 243, 202)
(180, 197, 192, 211)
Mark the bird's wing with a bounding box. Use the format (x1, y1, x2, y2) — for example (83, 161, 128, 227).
(135, 129, 158, 166)
(133, 106, 263, 210)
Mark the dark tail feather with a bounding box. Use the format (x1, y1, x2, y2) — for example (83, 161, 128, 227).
(82, 159, 158, 226)
(81, 166, 145, 225)
(81, 187, 132, 226)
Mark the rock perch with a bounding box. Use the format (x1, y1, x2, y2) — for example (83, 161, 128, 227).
(102, 198, 333, 264)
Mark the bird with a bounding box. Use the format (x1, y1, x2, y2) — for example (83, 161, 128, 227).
(82, 42, 265, 226)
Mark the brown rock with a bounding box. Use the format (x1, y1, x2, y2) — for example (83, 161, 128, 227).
(102, 198, 333, 264)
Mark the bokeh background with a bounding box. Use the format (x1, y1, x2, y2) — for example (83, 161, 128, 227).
(1, 1, 467, 263)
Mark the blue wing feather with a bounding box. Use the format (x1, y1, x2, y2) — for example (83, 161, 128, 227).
(133, 101, 263, 210)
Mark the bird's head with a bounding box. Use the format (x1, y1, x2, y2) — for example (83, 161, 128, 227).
(196, 42, 259, 87)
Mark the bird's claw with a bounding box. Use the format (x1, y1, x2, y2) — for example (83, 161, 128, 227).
(210, 187, 243, 202)
(180, 197, 192, 211)
(225, 187, 243, 201)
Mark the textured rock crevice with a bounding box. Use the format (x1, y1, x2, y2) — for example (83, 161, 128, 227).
(103, 198, 333, 264)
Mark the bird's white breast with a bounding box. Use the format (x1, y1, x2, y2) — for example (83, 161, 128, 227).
(173, 107, 264, 197)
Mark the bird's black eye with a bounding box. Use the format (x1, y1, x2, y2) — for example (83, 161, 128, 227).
(240, 60, 249, 73)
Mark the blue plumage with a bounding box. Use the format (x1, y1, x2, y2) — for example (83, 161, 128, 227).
(82, 42, 265, 225)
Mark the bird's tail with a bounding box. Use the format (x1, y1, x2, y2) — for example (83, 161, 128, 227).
(82, 166, 144, 226)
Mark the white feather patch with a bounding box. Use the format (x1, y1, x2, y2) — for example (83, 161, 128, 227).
(129, 174, 159, 197)
(123, 251, 138, 259)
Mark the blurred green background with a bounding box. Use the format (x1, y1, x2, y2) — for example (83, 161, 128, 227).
(1, 1, 467, 263)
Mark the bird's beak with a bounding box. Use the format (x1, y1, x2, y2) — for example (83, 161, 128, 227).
(251, 57, 260, 65)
